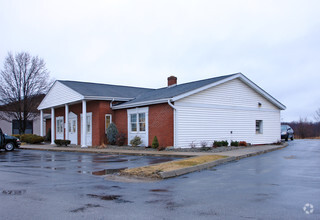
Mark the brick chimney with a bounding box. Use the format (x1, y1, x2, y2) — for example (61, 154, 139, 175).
(167, 76, 177, 86)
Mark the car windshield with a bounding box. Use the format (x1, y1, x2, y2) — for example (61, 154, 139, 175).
(281, 125, 287, 131)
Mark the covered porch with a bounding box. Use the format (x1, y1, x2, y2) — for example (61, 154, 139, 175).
(40, 100, 91, 148)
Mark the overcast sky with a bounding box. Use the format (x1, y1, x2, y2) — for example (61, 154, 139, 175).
(1, 0, 319, 122)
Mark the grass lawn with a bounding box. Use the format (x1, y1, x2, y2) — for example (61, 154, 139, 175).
(120, 155, 227, 179)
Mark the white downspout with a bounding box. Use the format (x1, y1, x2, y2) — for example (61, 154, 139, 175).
(110, 98, 115, 109)
(167, 99, 176, 148)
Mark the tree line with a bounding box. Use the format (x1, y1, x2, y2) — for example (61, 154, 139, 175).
(283, 109, 320, 139)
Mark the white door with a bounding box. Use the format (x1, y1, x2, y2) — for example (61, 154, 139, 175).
(68, 112, 77, 144)
(81, 112, 92, 146)
(127, 107, 148, 147)
(56, 117, 64, 139)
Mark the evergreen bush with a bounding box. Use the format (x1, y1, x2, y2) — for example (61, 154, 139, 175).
(231, 141, 239, 146)
(152, 136, 159, 149)
(106, 123, 118, 145)
(54, 139, 71, 146)
(130, 136, 142, 147)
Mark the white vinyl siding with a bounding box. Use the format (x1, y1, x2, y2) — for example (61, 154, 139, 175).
(38, 81, 84, 110)
(179, 78, 279, 110)
(175, 78, 281, 148)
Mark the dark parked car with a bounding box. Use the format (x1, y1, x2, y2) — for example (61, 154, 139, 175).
(0, 128, 21, 151)
(281, 125, 294, 141)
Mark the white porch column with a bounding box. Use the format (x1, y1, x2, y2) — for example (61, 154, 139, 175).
(65, 104, 69, 140)
(81, 100, 87, 148)
(40, 110, 44, 137)
(51, 108, 55, 145)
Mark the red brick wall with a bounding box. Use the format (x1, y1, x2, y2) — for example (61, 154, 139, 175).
(148, 103, 174, 147)
(46, 101, 174, 147)
(113, 109, 128, 144)
(49, 101, 112, 146)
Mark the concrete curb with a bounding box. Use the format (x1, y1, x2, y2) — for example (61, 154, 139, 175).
(158, 143, 288, 179)
(159, 156, 235, 179)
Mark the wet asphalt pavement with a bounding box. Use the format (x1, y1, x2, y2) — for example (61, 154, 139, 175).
(0, 140, 319, 220)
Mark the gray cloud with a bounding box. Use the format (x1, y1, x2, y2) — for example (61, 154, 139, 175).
(0, 0, 319, 122)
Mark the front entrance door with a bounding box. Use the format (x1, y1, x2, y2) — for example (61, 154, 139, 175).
(81, 112, 92, 146)
(68, 112, 77, 144)
(127, 107, 149, 147)
(56, 116, 64, 139)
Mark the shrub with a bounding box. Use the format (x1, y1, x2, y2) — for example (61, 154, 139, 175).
(200, 141, 207, 148)
(213, 140, 229, 147)
(116, 132, 126, 146)
(189, 141, 196, 148)
(222, 140, 228, 146)
(130, 136, 142, 147)
(17, 134, 44, 144)
(28, 136, 45, 144)
(231, 141, 239, 147)
(152, 136, 159, 149)
(200, 147, 211, 151)
(54, 139, 71, 146)
(45, 128, 51, 142)
(106, 123, 118, 145)
(239, 141, 247, 146)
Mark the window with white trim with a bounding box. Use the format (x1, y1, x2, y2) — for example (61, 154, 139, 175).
(130, 113, 146, 132)
(56, 118, 64, 133)
(105, 114, 112, 134)
(139, 113, 146, 132)
(130, 114, 137, 132)
(256, 120, 263, 134)
(86, 115, 91, 133)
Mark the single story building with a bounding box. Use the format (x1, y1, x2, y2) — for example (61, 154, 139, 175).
(0, 112, 43, 135)
(38, 73, 286, 148)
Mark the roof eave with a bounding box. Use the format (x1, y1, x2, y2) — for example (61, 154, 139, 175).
(112, 98, 169, 110)
(84, 96, 134, 101)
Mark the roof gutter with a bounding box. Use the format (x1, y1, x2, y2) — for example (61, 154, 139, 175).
(112, 98, 169, 110)
(167, 99, 176, 148)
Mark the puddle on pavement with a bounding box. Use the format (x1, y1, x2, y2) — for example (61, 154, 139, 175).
(93, 185, 123, 190)
(148, 158, 175, 165)
(92, 159, 129, 163)
(150, 189, 169, 192)
(2, 189, 26, 195)
(284, 155, 296, 159)
(87, 194, 132, 203)
(44, 167, 66, 170)
(70, 204, 101, 213)
(92, 167, 128, 176)
(77, 170, 91, 174)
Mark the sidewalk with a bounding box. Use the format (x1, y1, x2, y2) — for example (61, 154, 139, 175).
(20, 143, 287, 158)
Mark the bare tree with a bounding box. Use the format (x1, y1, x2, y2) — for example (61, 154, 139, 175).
(0, 52, 52, 134)
(315, 108, 320, 122)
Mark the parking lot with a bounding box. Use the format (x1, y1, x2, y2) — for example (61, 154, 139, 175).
(0, 140, 319, 219)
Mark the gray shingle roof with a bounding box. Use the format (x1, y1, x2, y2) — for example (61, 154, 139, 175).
(115, 73, 237, 107)
(58, 80, 153, 99)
